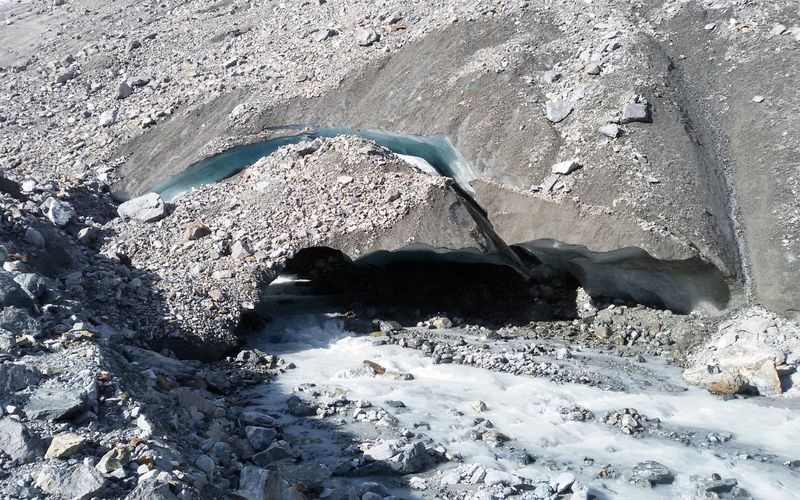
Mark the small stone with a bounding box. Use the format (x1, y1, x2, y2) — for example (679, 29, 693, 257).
(98, 109, 117, 127)
(752, 95, 765, 103)
(336, 175, 354, 185)
(599, 124, 620, 138)
(543, 69, 561, 83)
(117, 82, 133, 99)
(545, 100, 572, 123)
(770, 24, 786, 36)
(704, 23, 716, 31)
(196, 454, 216, 476)
(586, 63, 601, 75)
(311, 28, 336, 42)
(621, 103, 652, 124)
(354, 28, 380, 46)
(472, 400, 487, 412)
(45, 433, 85, 459)
(96, 445, 130, 473)
(551, 159, 581, 175)
(127, 75, 150, 87)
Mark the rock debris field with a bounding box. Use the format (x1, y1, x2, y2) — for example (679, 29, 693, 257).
(0, 0, 799, 499)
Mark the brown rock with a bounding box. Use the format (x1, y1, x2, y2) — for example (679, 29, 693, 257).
(184, 222, 211, 240)
(707, 374, 746, 396)
(45, 433, 85, 459)
(363, 360, 386, 375)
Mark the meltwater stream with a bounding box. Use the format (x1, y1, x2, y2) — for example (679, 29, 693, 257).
(242, 277, 800, 499)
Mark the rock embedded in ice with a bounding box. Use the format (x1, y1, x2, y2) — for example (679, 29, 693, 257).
(545, 100, 573, 123)
(117, 193, 167, 223)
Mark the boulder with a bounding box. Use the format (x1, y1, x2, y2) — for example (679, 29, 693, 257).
(626, 461, 674, 487)
(235, 466, 282, 500)
(26, 387, 87, 421)
(0, 270, 36, 312)
(0, 418, 40, 463)
(35, 463, 106, 500)
(117, 193, 167, 223)
(45, 433, 85, 459)
(0, 363, 41, 394)
(388, 441, 434, 474)
(40, 197, 75, 226)
(245, 426, 277, 452)
(252, 443, 293, 466)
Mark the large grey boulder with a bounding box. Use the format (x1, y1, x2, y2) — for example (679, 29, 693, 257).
(26, 387, 87, 421)
(0, 418, 40, 463)
(0, 363, 40, 394)
(235, 466, 282, 500)
(0, 271, 36, 312)
(35, 463, 106, 500)
(117, 193, 167, 223)
(0, 307, 42, 338)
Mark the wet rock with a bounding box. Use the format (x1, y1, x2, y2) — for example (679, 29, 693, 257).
(277, 462, 331, 488)
(355, 28, 380, 46)
(286, 395, 317, 416)
(252, 443, 293, 466)
(0, 418, 40, 463)
(236, 466, 282, 500)
(117, 193, 167, 223)
(545, 100, 572, 123)
(125, 479, 178, 500)
(240, 410, 277, 427)
(245, 426, 277, 451)
(705, 372, 747, 396)
(26, 386, 86, 421)
(35, 463, 106, 500)
(388, 441, 434, 474)
(45, 433, 85, 459)
(0, 363, 40, 394)
(627, 460, 674, 487)
(621, 103, 652, 124)
(40, 197, 75, 226)
(560, 405, 595, 422)
(0, 271, 36, 312)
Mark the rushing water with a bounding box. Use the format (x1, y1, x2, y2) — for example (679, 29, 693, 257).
(245, 276, 800, 499)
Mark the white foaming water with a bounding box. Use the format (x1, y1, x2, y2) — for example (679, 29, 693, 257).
(251, 277, 800, 499)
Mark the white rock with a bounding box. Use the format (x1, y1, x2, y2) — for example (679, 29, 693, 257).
(40, 197, 75, 226)
(551, 159, 581, 175)
(118, 193, 167, 223)
(98, 109, 117, 127)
